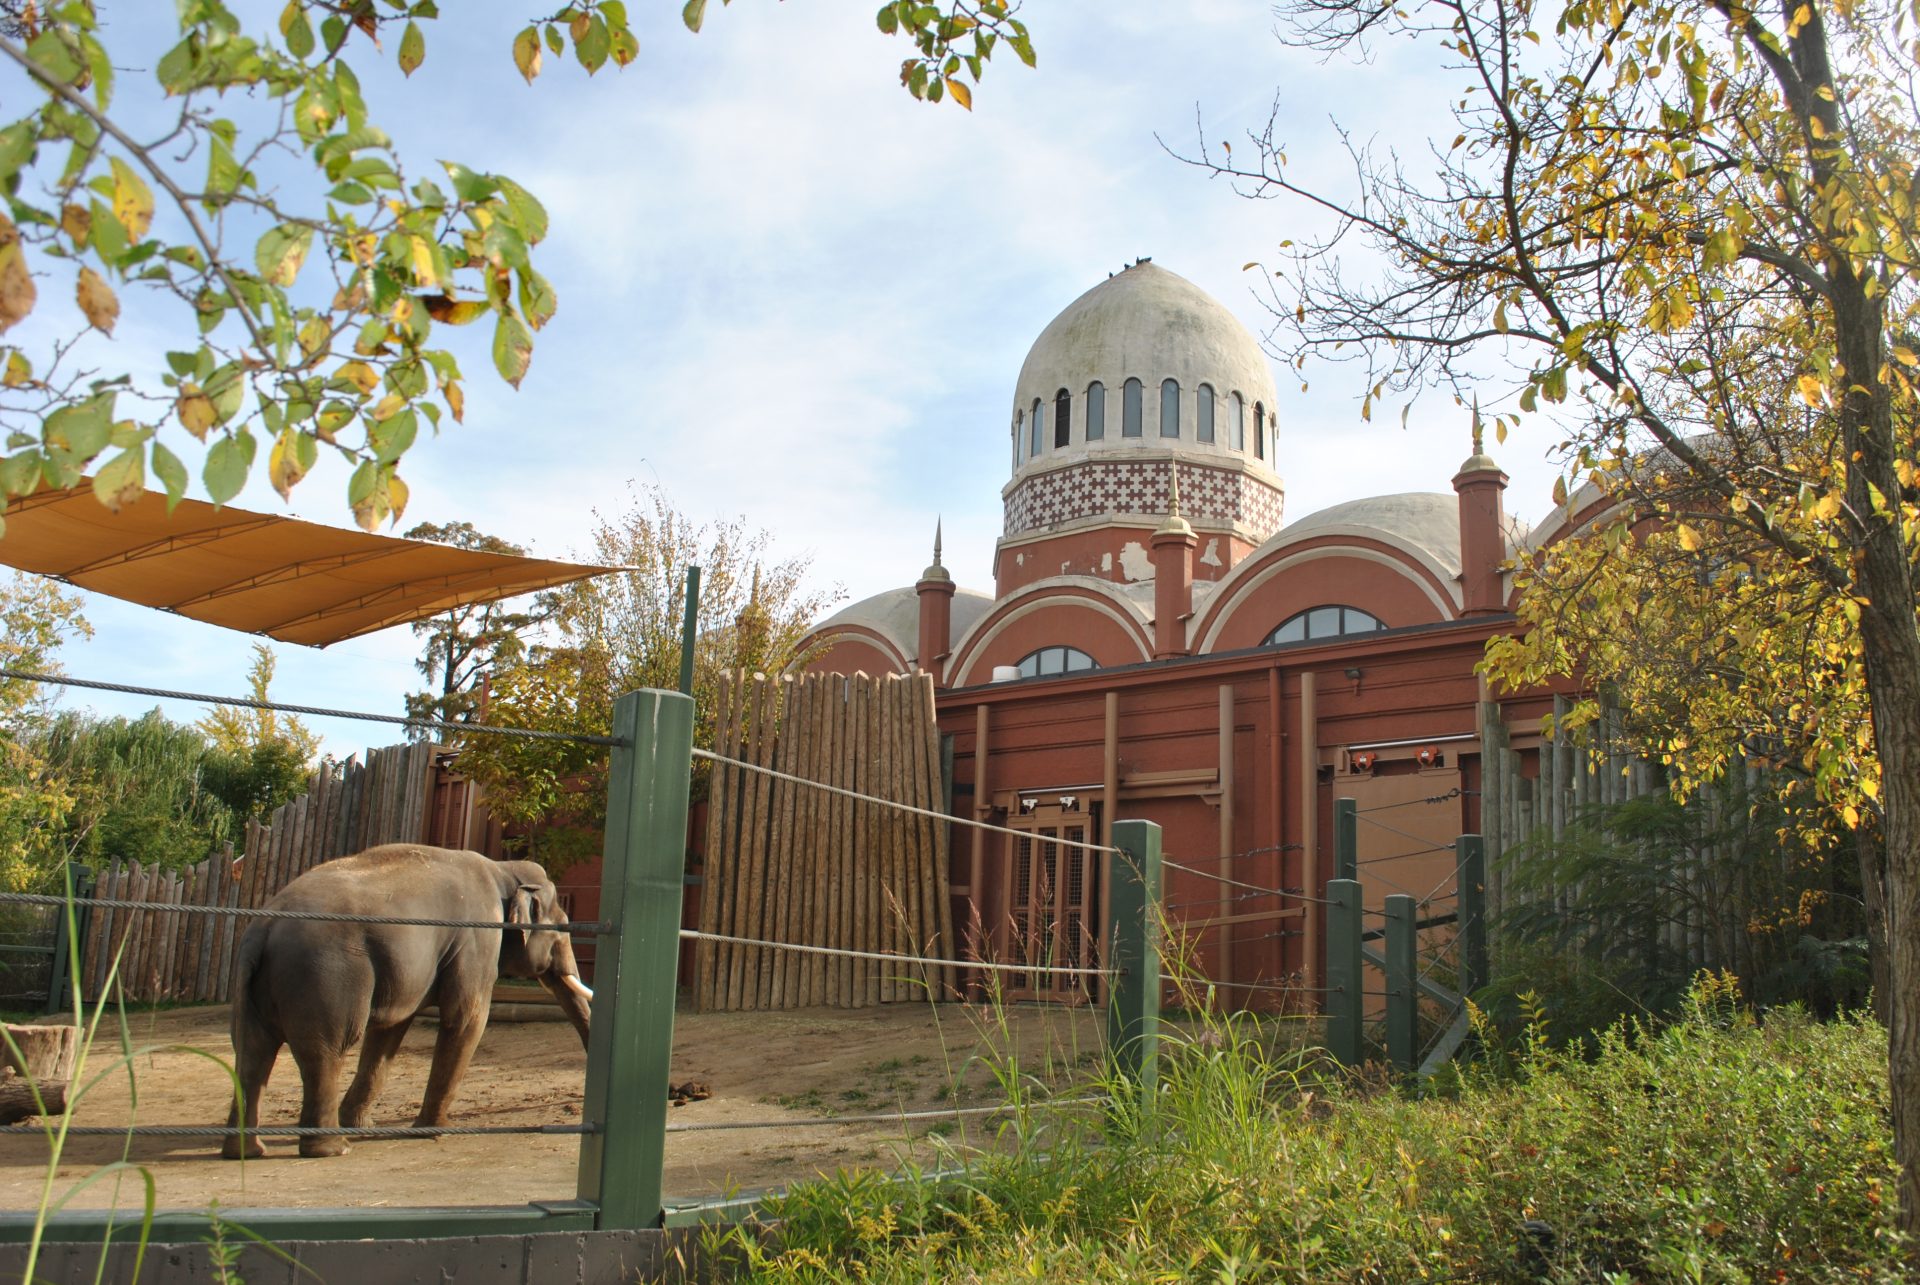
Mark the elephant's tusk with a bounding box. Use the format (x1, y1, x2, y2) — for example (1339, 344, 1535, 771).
(563, 974, 594, 1002)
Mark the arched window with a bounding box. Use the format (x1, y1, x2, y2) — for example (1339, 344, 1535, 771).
(1031, 398, 1044, 457)
(1085, 381, 1105, 441)
(1160, 378, 1180, 438)
(1013, 414, 1022, 471)
(1122, 378, 1143, 437)
(1054, 388, 1072, 449)
(1253, 401, 1266, 459)
(1015, 645, 1098, 678)
(1231, 392, 1245, 450)
(1197, 384, 1215, 443)
(1263, 606, 1386, 646)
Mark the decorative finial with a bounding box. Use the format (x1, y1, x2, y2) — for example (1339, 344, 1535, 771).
(1471, 395, 1484, 456)
(1155, 458, 1193, 538)
(920, 517, 952, 583)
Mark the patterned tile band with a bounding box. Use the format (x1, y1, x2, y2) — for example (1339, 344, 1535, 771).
(1006, 459, 1285, 539)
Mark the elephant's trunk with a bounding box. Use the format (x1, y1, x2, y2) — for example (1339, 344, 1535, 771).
(538, 932, 593, 1050)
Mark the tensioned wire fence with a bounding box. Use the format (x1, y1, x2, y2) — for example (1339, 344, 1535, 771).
(0, 675, 1166, 1239)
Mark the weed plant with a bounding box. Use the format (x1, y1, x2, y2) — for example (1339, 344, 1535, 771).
(716, 973, 1903, 1283)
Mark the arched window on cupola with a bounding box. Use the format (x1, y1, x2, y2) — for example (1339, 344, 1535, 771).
(1016, 645, 1098, 678)
(1122, 378, 1143, 437)
(1055, 389, 1072, 448)
(1031, 398, 1044, 457)
(1254, 401, 1266, 460)
(1013, 413, 1022, 471)
(1231, 392, 1245, 450)
(1160, 379, 1180, 437)
(1085, 381, 1106, 440)
(1264, 606, 1385, 646)
(1197, 384, 1215, 443)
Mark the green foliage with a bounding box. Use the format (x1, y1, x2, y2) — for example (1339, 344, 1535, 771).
(0, 571, 87, 889)
(195, 642, 319, 765)
(725, 982, 1905, 1283)
(452, 484, 840, 868)
(400, 520, 544, 731)
(0, 2, 1037, 530)
(199, 737, 310, 827)
(1487, 789, 1871, 1041)
(36, 709, 238, 871)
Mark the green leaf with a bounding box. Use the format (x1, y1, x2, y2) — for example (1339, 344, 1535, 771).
(205, 362, 248, 427)
(398, 20, 426, 76)
(150, 440, 188, 509)
(255, 224, 315, 287)
(282, 1, 316, 59)
(368, 408, 417, 463)
(204, 437, 249, 505)
(683, 0, 709, 31)
(518, 269, 557, 330)
(492, 314, 533, 387)
(441, 161, 498, 204)
(493, 176, 549, 244)
(0, 123, 35, 181)
(44, 398, 112, 462)
(575, 16, 611, 71)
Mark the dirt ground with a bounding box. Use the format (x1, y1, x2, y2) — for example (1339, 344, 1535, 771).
(0, 999, 1101, 1213)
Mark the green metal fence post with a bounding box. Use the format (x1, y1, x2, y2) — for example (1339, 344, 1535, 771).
(1384, 893, 1416, 1074)
(1107, 819, 1162, 1107)
(1458, 834, 1488, 995)
(1334, 797, 1358, 883)
(1326, 877, 1363, 1067)
(677, 566, 701, 697)
(576, 688, 694, 1230)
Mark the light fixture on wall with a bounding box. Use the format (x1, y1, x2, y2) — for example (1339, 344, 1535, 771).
(1058, 795, 1080, 811)
(1019, 797, 1039, 815)
(1344, 667, 1362, 681)
(1416, 745, 1441, 767)
(1350, 750, 1377, 773)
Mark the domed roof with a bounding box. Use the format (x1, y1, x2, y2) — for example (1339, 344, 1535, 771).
(1281, 493, 1464, 575)
(814, 585, 994, 662)
(1009, 261, 1281, 480)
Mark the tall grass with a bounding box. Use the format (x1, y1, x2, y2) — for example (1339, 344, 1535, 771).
(716, 974, 1904, 1283)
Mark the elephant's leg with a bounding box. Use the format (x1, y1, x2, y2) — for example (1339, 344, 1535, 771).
(221, 1021, 282, 1161)
(339, 1017, 414, 1128)
(413, 1008, 488, 1129)
(290, 1042, 353, 1159)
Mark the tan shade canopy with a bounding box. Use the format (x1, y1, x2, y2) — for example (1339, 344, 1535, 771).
(0, 486, 618, 647)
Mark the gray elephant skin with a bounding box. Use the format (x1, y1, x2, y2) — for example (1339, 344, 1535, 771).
(223, 844, 594, 1159)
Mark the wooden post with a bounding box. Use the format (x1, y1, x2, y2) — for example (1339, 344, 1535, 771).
(1458, 834, 1489, 994)
(1106, 819, 1161, 1107)
(1299, 673, 1320, 990)
(1326, 878, 1363, 1067)
(1216, 684, 1235, 998)
(1384, 893, 1416, 1074)
(677, 565, 701, 696)
(1334, 797, 1358, 883)
(576, 688, 694, 1231)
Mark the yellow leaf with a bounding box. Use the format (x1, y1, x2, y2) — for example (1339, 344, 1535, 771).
(1894, 346, 1918, 367)
(109, 156, 155, 241)
(177, 387, 216, 441)
(2, 351, 29, 388)
(409, 236, 439, 287)
(1861, 775, 1880, 801)
(340, 361, 380, 394)
(445, 380, 465, 423)
(369, 392, 406, 422)
(1676, 523, 1702, 551)
(387, 473, 409, 523)
(75, 267, 118, 335)
(945, 77, 972, 111)
(268, 428, 309, 500)
(0, 214, 37, 335)
(1796, 373, 1823, 406)
(1812, 493, 1841, 520)
(60, 203, 90, 248)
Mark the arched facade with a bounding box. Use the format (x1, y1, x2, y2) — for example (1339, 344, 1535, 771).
(792, 259, 1544, 1015)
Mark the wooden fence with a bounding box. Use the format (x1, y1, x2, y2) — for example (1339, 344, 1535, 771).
(693, 670, 954, 1011)
(77, 740, 438, 1004)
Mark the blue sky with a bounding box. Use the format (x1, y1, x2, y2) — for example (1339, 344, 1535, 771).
(27, 2, 1567, 757)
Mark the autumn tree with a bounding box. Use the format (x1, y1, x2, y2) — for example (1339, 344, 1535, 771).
(198, 641, 320, 764)
(0, 1, 1036, 530)
(0, 570, 85, 888)
(454, 484, 841, 866)
(1201, 0, 1920, 1244)
(401, 521, 546, 730)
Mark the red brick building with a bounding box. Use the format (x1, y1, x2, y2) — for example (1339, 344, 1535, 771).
(800, 261, 1560, 1002)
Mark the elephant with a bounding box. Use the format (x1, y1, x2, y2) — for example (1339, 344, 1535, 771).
(222, 843, 594, 1159)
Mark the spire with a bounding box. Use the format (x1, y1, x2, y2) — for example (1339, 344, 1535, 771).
(920, 517, 951, 583)
(1458, 395, 1501, 474)
(1155, 458, 1193, 537)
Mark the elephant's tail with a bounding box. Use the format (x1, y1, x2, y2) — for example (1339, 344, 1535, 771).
(228, 924, 269, 1037)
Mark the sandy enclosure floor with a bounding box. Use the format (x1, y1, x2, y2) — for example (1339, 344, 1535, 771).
(0, 1000, 1101, 1213)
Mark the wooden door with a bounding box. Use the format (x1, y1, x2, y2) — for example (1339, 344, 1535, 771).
(1007, 806, 1100, 1002)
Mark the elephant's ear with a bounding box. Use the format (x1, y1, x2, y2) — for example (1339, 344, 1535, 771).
(506, 884, 539, 942)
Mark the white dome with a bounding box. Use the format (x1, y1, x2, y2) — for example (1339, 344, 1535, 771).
(1008, 261, 1282, 482)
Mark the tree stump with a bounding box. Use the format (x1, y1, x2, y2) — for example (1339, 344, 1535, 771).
(0, 1023, 78, 1124)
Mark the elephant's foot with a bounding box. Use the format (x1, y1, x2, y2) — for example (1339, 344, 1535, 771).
(221, 1134, 266, 1161)
(298, 1135, 350, 1159)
